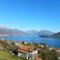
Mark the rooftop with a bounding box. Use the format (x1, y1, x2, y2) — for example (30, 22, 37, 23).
(17, 46, 33, 53)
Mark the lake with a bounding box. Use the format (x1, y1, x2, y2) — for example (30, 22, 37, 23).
(0, 36, 60, 48)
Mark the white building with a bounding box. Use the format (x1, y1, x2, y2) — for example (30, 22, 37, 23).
(17, 46, 38, 60)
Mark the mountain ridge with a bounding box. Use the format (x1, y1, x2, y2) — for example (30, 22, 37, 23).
(0, 27, 56, 38)
(51, 32, 60, 38)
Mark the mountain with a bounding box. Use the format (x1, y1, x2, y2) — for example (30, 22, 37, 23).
(0, 27, 54, 37)
(51, 32, 60, 38)
(0, 27, 26, 36)
(25, 30, 38, 36)
(36, 30, 54, 38)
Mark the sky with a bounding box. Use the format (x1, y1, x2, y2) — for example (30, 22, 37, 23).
(0, 0, 60, 32)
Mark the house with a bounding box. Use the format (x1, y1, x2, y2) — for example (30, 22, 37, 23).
(38, 43, 48, 48)
(48, 47, 55, 51)
(17, 46, 38, 60)
(15, 42, 20, 46)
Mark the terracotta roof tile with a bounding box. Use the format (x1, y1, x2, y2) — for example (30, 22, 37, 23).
(17, 46, 32, 53)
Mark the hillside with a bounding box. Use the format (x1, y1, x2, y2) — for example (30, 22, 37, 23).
(25, 30, 38, 36)
(51, 32, 60, 38)
(0, 27, 26, 36)
(36, 30, 54, 38)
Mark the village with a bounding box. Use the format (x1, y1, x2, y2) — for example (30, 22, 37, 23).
(0, 39, 59, 60)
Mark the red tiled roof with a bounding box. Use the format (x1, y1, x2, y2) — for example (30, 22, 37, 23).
(17, 46, 32, 53)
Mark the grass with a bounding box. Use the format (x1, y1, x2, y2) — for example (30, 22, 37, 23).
(0, 51, 24, 60)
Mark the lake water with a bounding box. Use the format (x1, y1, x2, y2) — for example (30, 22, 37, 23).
(0, 36, 60, 48)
